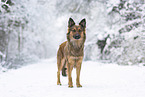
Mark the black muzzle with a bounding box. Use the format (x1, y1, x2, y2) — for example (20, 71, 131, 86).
(73, 34, 81, 39)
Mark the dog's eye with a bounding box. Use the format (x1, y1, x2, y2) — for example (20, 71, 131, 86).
(78, 29, 82, 32)
(72, 29, 76, 32)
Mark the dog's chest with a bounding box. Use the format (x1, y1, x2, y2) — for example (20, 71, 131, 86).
(69, 56, 83, 67)
(70, 56, 80, 60)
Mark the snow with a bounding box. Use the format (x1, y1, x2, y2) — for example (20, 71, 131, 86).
(0, 58, 145, 97)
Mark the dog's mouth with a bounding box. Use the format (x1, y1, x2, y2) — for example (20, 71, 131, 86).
(73, 34, 81, 39)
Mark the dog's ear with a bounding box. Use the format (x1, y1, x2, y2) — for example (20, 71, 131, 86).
(79, 18, 86, 28)
(68, 18, 75, 27)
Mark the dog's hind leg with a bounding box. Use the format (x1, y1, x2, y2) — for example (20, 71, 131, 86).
(57, 58, 65, 85)
(57, 58, 61, 85)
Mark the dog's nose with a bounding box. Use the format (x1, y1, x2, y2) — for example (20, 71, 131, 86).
(73, 34, 81, 39)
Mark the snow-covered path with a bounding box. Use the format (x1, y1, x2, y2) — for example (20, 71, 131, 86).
(0, 58, 145, 97)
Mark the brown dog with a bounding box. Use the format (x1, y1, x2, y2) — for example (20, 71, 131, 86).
(57, 18, 86, 88)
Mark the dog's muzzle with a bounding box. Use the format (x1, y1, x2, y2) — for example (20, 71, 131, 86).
(73, 34, 81, 39)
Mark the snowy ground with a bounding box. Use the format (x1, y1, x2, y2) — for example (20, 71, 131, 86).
(0, 58, 145, 97)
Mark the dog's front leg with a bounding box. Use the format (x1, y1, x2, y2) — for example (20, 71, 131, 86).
(76, 58, 83, 87)
(67, 59, 74, 88)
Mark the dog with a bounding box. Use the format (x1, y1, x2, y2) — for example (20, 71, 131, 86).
(57, 18, 86, 88)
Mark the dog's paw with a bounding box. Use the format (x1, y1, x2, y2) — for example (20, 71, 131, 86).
(77, 84, 82, 88)
(57, 82, 62, 85)
(68, 85, 73, 88)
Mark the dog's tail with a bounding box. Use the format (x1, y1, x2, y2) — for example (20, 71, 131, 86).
(62, 60, 67, 77)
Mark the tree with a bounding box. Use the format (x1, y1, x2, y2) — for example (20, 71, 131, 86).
(103, 0, 145, 65)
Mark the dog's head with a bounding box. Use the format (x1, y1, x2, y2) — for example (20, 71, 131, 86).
(67, 18, 86, 41)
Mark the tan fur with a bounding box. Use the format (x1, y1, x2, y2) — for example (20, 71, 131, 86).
(57, 18, 86, 88)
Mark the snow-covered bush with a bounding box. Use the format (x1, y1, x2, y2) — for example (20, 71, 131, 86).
(102, 0, 145, 65)
(103, 31, 145, 65)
